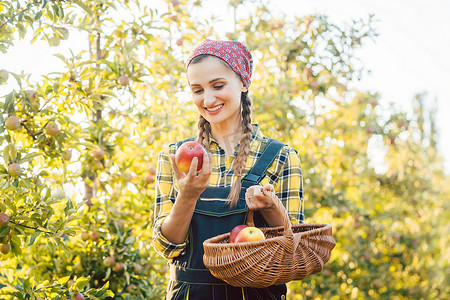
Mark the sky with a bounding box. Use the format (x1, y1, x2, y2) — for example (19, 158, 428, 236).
(1, 0, 449, 172)
(200, 0, 450, 172)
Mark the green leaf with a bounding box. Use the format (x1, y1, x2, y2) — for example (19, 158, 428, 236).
(57, 276, 71, 286)
(35, 10, 43, 20)
(73, 276, 90, 290)
(19, 152, 42, 164)
(27, 231, 40, 246)
(74, 1, 93, 16)
(0, 226, 10, 238)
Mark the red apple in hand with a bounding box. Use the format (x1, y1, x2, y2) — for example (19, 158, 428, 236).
(229, 225, 249, 243)
(234, 226, 265, 243)
(175, 141, 206, 174)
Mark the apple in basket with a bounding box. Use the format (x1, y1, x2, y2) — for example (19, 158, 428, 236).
(229, 225, 249, 243)
(234, 226, 265, 243)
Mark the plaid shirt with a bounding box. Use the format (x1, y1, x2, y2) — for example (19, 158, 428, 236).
(152, 124, 304, 259)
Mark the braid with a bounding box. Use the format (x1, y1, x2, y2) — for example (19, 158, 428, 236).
(197, 115, 211, 152)
(227, 92, 253, 207)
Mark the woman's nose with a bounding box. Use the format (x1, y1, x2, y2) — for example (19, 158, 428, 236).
(204, 89, 215, 105)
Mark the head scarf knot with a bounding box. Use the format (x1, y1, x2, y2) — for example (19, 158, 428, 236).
(186, 39, 253, 88)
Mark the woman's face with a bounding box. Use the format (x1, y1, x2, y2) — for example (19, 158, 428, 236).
(187, 55, 247, 128)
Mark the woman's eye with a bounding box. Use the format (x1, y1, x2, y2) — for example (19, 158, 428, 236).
(192, 89, 203, 94)
(214, 85, 224, 89)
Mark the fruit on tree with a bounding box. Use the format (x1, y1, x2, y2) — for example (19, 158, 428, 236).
(229, 224, 249, 243)
(175, 141, 206, 173)
(171, 0, 180, 6)
(234, 226, 265, 243)
(0, 69, 9, 83)
(8, 163, 21, 177)
(92, 148, 105, 160)
(71, 292, 85, 300)
(148, 166, 157, 175)
(176, 38, 183, 46)
(118, 75, 129, 86)
(0, 243, 11, 255)
(80, 231, 90, 241)
(144, 174, 155, 184)
(103, 256, 116, 267)
(113, 262, 125, 273)
(90, 230, 100, 242)
(0, 213, 9, 228)
(62, 149, 72, 161)
(24, 89, 36, 101)
(5, 116, 21, 131)
(45, 122, 60, 137)
(133, 263, 143, 274)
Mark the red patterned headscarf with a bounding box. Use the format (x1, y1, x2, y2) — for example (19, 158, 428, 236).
(186, 39, 253, 88)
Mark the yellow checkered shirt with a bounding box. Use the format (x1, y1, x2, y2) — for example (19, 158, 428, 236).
(152, 124, 304, 259)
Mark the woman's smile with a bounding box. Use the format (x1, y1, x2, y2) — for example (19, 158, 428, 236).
(204, 103, 224, 114)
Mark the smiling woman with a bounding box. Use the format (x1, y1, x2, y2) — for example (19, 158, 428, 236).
(152, 39, 305, 300)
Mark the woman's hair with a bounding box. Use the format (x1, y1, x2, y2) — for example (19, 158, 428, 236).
(191, 54, 253, 207)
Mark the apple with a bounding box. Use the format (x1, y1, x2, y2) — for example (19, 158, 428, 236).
(45, 122, 60, 137)
(90, 230, 100, 242)
(175, 141, 206, 173)
(234, 226, 265, 243)
(229, 224, 249, 243)
(5, 116, 21, 131)
(62, 149, 72, 161)
(24, 89, 36, 101)
(8, 163, 21, 177)
(118, 75, 129, 86)
(0, 69, 9, 83)
(0, 243, 11, 255)
(103, 256, 116, 267)
(148, 166, 156, 175)
(133, 263, 143, 274)
(144, 174, 154, 184)
(80, 231, 90, 241)
(113, 262, 125, 273)
(71, 292, 85, 300)
(0, 213, 9, 228)
(92, 148, 105, 160)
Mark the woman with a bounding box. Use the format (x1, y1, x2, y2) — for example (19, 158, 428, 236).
(153, 39, 304, 299)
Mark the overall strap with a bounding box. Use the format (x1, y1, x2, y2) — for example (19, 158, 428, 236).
(241, 138, 285, 189)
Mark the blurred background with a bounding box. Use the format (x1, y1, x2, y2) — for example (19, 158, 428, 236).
(0, 0, 448, 299)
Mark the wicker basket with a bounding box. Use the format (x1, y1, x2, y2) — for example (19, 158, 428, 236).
(203, 190, 336, 288)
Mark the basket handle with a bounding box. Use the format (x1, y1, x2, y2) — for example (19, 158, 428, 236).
(246, 188, 292, 233)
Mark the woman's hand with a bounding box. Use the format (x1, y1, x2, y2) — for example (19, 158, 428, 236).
(245, 183, 276, 211)
(170, 152, 213, 201)
(245, 183, 285, 227)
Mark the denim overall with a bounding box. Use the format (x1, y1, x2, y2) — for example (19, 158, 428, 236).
(166, 139, 287, 300)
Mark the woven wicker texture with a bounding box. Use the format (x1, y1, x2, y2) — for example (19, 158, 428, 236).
(203, 189, 336, 288)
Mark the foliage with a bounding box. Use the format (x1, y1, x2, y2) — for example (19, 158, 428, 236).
(0, 0, 448, 299)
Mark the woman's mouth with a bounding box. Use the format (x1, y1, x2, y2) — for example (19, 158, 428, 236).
(204, 104, 224, 114)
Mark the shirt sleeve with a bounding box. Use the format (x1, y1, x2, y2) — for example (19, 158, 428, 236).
(263, 145, 304, 224)
(152, 144, 188, 259)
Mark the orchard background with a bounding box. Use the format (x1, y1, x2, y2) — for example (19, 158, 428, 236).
(0, 0, 448, 299)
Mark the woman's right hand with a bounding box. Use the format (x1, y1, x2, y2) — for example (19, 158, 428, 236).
(170, 152, 213, 201)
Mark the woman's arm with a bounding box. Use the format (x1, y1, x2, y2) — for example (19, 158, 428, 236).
(160, 153, 212, 244)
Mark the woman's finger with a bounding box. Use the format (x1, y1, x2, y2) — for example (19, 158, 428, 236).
(187, 156, 199, 177)
(201, 153, 213, 176)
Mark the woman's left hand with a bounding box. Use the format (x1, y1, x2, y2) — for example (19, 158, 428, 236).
(245, 183, 276, 211)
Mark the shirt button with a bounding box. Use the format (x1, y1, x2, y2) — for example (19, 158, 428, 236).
(281, 296, 286, 300)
